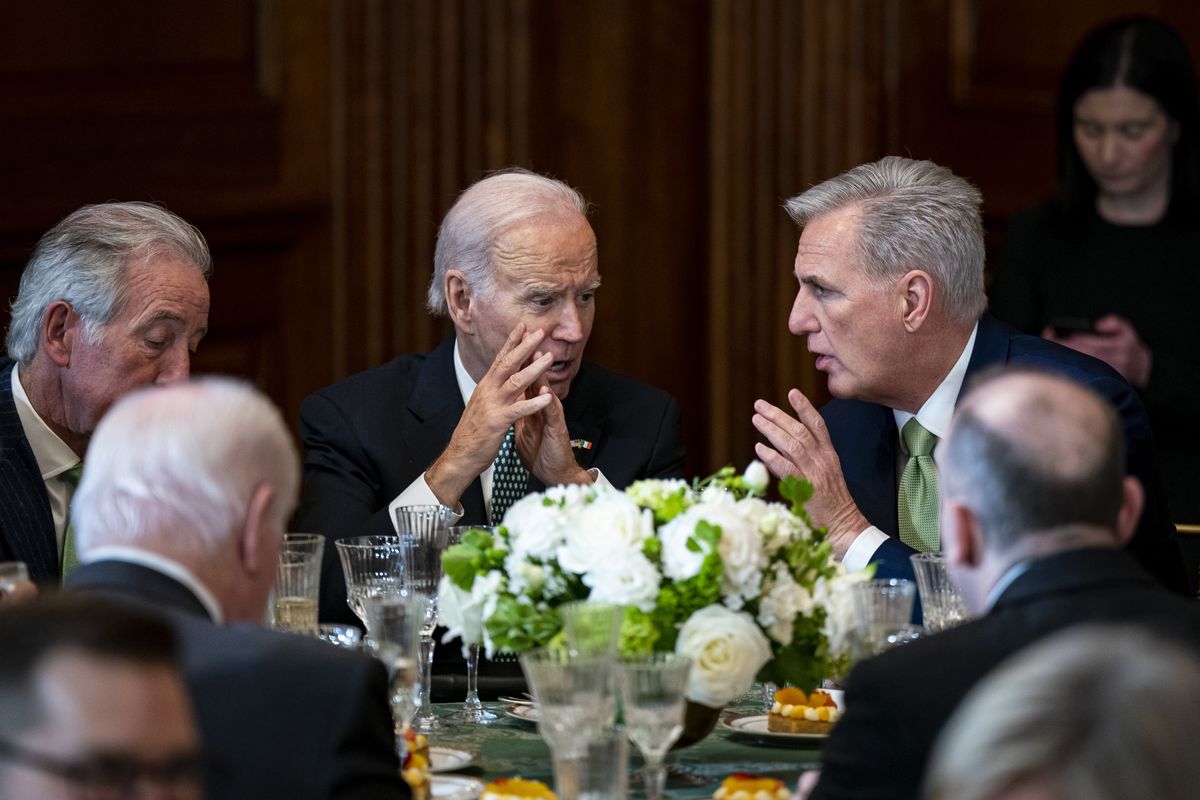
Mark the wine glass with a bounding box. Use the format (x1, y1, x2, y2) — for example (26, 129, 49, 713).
(618, 653, 692, 800)
(334, 536, 406, 632)
(446, 525, 499, 724)
(394, 505, 455, 733)
(362, 592, 427, 754)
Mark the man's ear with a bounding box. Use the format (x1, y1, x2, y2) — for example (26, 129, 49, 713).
(445, 270, 473, 333)
(239, 484, 277, 577)
(898, 270, 934, 333)
(942, 500, 983, 568)
(41, 301, 78, 368)
(1114, 475, 1145, 546)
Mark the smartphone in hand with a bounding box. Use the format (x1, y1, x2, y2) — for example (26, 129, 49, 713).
(1049, 317, 1095, 337)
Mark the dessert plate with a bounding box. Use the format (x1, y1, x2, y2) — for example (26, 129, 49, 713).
(429, 746, 476, 773)
(721, 712, 829, 745)
(431, 774, 484, 799)
(503, 703, 540, 724)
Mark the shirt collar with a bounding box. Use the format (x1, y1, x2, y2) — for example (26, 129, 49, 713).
(985, 558, 1035, 611)
(82, 545, 226, 624)
(452, 339, 478, 406)
(10, 363, 80, 479)
(893, 322, 978, 441)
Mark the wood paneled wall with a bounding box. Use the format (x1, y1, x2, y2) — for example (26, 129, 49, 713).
(0, 1, 1195, 476)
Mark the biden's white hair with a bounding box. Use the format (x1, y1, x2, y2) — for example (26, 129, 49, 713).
(426, 169, 589, 315)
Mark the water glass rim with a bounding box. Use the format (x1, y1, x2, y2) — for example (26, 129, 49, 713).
(334, 535, 405, 550)
(909, 552, 947, 564)
(283, 532, 323, 543)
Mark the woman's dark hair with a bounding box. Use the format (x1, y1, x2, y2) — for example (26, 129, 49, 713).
(1057, 17, 1200, 224)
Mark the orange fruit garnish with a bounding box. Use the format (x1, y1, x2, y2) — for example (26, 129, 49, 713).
(774, 686, 808, 706)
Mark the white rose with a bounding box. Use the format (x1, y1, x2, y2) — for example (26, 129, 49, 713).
(503, 494, 569, 559)
(437, 568, 503, 653)
(743, 460, 769, 495)
(504, 551, 547, 597)
(658, 508, 714, 581)
(583, 550, 662, 612)
(675, 604, 772, 708)
(557, 490, 654, 574)
(757, 563, 803, 645)
(716, 511, 767, 608)
(815, 567, 869, 659)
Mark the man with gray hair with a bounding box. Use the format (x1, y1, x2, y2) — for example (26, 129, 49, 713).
(801, 368, 1200, 800)
(1, 202, 211, 584)
(296, 170, 685, 690)
(66, 378, 407, 799)
(752, 156, 1185, 591)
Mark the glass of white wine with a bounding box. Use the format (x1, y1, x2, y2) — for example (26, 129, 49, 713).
(270, 534, 324, 634)
(618, 653, 692, 800)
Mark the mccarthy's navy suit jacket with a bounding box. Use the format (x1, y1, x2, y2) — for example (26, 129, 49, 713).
(822, 314, 1187, 592)
(68, 560, 407, 800)
(0, 359, 60, 582)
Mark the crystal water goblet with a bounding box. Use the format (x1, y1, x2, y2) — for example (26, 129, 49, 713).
(363, 592, 427, 755)
(445, 525, 499, 724)
(394, 504, 454, 732)
(334, 536, 406, 632)
(618, 653, 692, 800)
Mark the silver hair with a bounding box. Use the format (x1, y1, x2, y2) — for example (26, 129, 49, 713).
(426, 169, 589, 315)
(6, 202, 212, 364)
(73, 377, 299, 563)
(784, 156, 987, 323)
(925, 625, 1200, 800)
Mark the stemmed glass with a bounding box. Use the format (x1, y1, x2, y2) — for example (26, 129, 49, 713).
(334, 536, 407, 631)
(910, 553, 969, 632)
(618, 653, 692, 800)
(362, 592, 427, 754)
(395, 505, 455, 733)
(446, 526, 499, 724)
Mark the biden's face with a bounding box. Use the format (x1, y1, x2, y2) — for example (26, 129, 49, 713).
(456, 213, 599, 399)
(787, 206, 908, 405)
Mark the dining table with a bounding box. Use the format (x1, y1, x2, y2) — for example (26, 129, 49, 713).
(424, 698, 824, 799)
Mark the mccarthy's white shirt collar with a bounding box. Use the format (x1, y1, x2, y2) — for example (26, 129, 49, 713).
(83, 546, 226, 624)
(893, 323, 978, 441)
(10, 363, 80, 479)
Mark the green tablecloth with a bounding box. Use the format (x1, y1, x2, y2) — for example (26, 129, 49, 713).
(427, 701, 822, 798)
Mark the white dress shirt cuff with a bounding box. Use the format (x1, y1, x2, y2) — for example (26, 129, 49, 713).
(842, 526, 890, 572)
(388, 474, 464, 530)
(589, 468, 611, 492)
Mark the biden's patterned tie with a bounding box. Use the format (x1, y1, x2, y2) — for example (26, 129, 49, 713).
(59, 462, 85, 581)
(490, 426, 528, 525)
(898, 418, 940, 552)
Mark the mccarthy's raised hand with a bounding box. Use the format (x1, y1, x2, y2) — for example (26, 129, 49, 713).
(752, 389, 870, 559)
(426, 324, 555, 508)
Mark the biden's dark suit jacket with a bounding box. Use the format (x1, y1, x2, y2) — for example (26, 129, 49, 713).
(68, 559, 408, 800)
(295, 336, 686, 695)
(822, 314, 1187, 592)
(0, 359, 59, 582)
(810, 548, 1200, 800)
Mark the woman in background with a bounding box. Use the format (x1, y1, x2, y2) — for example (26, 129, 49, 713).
(992, 17, 1200, 522)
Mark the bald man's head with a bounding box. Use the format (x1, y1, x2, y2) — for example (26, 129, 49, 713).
(939, 369, 1126, 552)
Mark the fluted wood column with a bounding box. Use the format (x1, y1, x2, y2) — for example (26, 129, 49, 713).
(707, 0, 896, 468)
(328, 0, 532, 377)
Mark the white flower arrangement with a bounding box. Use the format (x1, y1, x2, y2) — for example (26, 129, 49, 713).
(438, 463, 865, 708)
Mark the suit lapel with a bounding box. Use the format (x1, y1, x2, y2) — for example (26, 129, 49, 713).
(404, 338, 488, 523)
(0, 360, 58, 582)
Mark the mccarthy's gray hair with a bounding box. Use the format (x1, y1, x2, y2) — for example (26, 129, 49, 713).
(426, 169, 589, 315)
(925, 625, 1200, 800)
(73, 377, 299, 563)
(6, 202, 212, 364)
(785, 156, 987, 323)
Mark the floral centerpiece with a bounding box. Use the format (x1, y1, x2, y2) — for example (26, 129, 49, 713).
(437, 463, 866, 709)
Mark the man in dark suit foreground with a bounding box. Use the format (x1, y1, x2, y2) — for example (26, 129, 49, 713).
(0, 595, 203, 800)
(1, 202, 211, 584)
(752, 156, 1185, 591)
(67, 378, 407, 800)
(297, 170, 685, 696)
(804, 369, 1200, 800)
